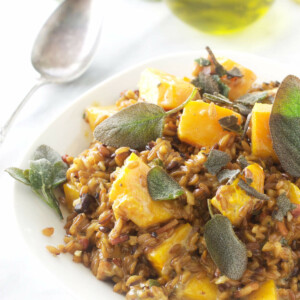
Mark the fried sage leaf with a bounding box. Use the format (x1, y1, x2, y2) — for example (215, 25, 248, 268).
(148, 279, 160, 288)
(233, 103, 252, 116)
(237, 155, 249, 169)
(272, 193, 297, 221)
(238, 179, 269, 200)
(5, 167, 31, 185)
(94, 89, 197, 150)
(6, 145, 66, 219)
(269, 75, 300, 177)
(236, 91, 268, 106)
(218, 115, 242, 134)
(204, 149, 231, 175)
(192, 73, 219, 95)
(206, 46, 242, 79)
(147, 166, 184, 201)
(33, 144, 63, 164)
(204, 215, 247, 280)
(227, 67, 243, 79)
(195, 57, 211, 66)
(94, 103, 165, 150)
(217, 169, 240, 184)
(203, 92, 232, 105)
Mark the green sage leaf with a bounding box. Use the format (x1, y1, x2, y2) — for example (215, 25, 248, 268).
(52, 161, 68, 187)
(218, 115, 242, 134)
(272, 193, 297, 221)
(94, 103, 165, 150)
(205, 46, 227, 77)
(192, 73, 219, 95)
(29, 159, 54, 190)
(204, 149, 231, 175)
(5, 167, 31, 185)
(94, 89, 197, 150)
(237, 155, 249, 169)
(33, 144, 63, 164)
(204, 215, 247, 280)
(269, 75, 300, 177)
(147, 166, 184, 201)
(227, 67, 243, 79)
(148, 279, 160, 288)
(195, 57, 211, 66)
(236, 91, 268, 106)
(233, 103, 252, 116)
(217, 169, 240, 184)
(238, 179, 269, 200)
(203, 93, 232, 105)
(211, 75, 230, 97)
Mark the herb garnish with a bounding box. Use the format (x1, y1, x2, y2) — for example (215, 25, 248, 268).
(269, 75, 300, 177)
(236, 91, 268, 106)
(204, 215, 247, 280)
(272, 193, 296, 221)
(218, 115, 242, 134)
(191, 73, 219, 95)
(238, 179, 269, 201)
(6, 145, 68, 218)
(242, 111, 252, 139)
(233, 103, 252, 116)
(148, 279, 160, 288)
(94, 88, 197, 150)
(237, 155, 249, 169)
(217, 169, 240, 184)
(203, 92, 232, 105)
(195, 57, 211, 67)
(147, 166, 184, 201)
(205, 46, 243, 79)
(204, 149, 231, 175)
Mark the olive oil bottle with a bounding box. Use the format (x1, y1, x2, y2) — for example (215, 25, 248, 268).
(164, 0, 274, 34)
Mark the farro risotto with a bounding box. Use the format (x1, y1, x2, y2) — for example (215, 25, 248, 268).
(7, 48, 300, 299)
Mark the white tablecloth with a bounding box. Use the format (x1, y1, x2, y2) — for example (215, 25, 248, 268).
(1, 0, 300, 299)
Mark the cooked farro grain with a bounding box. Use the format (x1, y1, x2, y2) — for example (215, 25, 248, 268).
(55, 54, 300, 300)
(42, 227, 54, 237)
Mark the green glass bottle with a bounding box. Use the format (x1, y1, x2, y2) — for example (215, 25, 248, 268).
(164, 0, 274, 34)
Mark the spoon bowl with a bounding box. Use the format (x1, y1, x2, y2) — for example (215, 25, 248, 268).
(0, 0, 103, 144)
(32, 0, 103, 83)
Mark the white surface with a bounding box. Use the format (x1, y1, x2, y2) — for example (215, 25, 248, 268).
(1, 0, 300, 299)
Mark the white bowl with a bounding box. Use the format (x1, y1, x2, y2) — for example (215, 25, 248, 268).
(13, 51, 299, 299)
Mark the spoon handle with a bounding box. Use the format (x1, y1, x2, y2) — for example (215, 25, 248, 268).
(0, 78, 49, 145)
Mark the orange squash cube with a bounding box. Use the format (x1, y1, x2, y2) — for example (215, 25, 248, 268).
(63, 183, 80, 211)
(218, 57, 257, 100)
(110, 153, 176, 228)
(211, 163, 265, 226)
(178, 101, 242, 148)
(85, 105, 117, 131)
(251, 103, 278, 161)
(139, 68, 195, 110)
(247, 280, 277, 300)
(177, 275, 218, 300)
(147, 224, 193, 277)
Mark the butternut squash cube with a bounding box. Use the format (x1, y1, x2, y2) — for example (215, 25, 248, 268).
(251, 103, 278, 161)
(178, 101, 242, 148)
(288, 182, 300, 205)
(110, 153, 175, 228)
(247, 280, 277, 300)
(63, 183, 80, 211)
(177, 275, 218, 300)
(211, 163, 265, 226)
(139, 68, 195, 110)
(147, 224, 193, 277)
(85, 105, 117, 131)
(218, 57, 257, 100)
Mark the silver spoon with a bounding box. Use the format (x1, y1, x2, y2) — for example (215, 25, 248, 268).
(0, 0, 102, 145)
